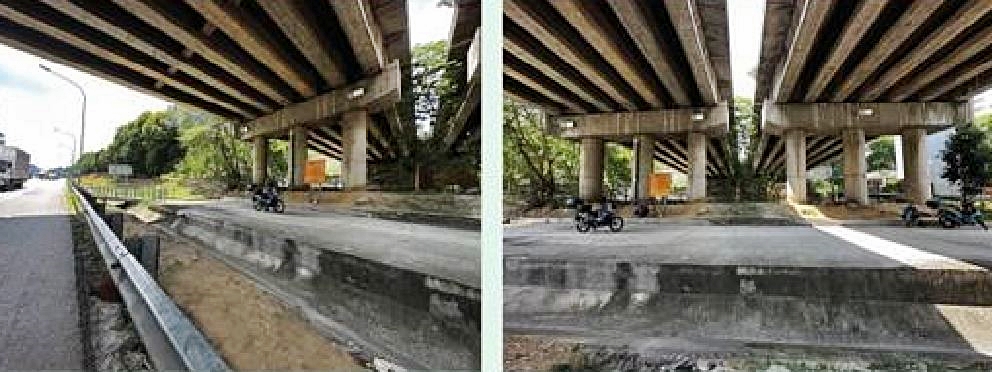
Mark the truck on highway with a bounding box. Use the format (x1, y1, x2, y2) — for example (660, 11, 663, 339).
(0, 145, 30, 190)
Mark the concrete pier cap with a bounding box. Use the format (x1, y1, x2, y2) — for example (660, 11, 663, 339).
(552, 101, 731, 139)
(761, 102, 970, 136)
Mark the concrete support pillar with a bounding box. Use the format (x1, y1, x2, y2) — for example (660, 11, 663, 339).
(902, 128, 931, 204)
(252, 136, 268, 185)
(784, 129, 807, 203)
(631, 134, 654, 200)
(579, 138, 604, 200)
(288, 126, 308, 187)
(842, 128, 869, 205)
(342, 110, 368, 190)
(687, 132, 707, 201)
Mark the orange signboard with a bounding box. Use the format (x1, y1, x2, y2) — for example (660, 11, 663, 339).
(304, 159, 326, 184)
(649, 173, 672, 198)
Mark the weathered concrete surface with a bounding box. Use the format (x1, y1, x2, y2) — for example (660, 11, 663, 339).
(169, 199, 479, 369)
(505, 222, 992, 358)
(0, 179, 82, 369)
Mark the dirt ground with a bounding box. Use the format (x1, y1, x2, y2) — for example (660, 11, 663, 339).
(504, 335, 584, 371)
(124, 219, 363, 371)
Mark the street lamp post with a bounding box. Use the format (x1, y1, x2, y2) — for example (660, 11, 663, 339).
(53, 127, 76, 171)
(39, 64, 86, 168)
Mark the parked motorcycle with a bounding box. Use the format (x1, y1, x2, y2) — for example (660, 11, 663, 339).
(572, 198, 624, 233)
(939, 201, 987, 230)
(252, 186, 285, 213)
(902, 203, 920, 227)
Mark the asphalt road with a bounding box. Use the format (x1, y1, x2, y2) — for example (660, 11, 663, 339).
(183, 198, 481, 287)
(0, 179, 82, 369)
(505, 221, 992, 268)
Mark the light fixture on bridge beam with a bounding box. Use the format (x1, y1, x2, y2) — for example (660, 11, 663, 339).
(558, 119, 575, 128)
(690, 111, 705, 121)
(857, 107, 875, 117)
(348, 87, 366, 99)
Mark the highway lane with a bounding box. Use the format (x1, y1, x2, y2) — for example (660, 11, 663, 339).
(0, 179, 82, 369)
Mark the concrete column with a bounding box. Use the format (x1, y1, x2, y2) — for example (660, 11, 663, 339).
(687, 132, 707, 201)
(902, 128, 931, 204)
(631, 134, 654, 200)
(288, 126, 308, 187)
(252, 136, 268, 185)
(579, 138, 604, 200)
(784, 129, 807, 203)
(342, 110, 368, 190)
(842, 128, 869, 204)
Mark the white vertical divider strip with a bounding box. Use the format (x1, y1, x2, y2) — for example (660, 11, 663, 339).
(480, 0, 504, 370)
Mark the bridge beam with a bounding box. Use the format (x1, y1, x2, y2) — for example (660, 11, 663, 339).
(804, 0, 888, 102)
(761, 102, 969, 136)
(770, 0, 833, 102)
(554, 103, 730, 138)
(665, 0, 720, 105)
(244, 61, 401, 139)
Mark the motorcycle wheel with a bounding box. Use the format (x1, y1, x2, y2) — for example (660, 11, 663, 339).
(576, 219, 591, 233)
(940, 216, 957, 229)
(253, 201, 264, 211)
(609, 217, 624, 232)
(274, 200, 285, 213)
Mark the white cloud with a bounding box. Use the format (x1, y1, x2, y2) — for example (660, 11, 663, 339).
(0, 44, 168, 169)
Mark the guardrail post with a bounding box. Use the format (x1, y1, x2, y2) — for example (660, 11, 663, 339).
(106, 212, 124, 239)
(125, 234, 160, 280)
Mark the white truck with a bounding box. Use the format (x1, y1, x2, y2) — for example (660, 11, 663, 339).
(0, 145, 29, 190)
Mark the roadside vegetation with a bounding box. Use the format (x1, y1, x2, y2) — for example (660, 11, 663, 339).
(71, 40, 478, 195)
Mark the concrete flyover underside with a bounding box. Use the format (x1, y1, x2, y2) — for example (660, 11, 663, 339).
(753, 0, 992, 204)
(0, 0, 488, 189)
(503, 0, 734, 200)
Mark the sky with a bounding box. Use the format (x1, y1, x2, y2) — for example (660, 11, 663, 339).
(727, 0, 765, 98)
(0, 0, 453, 169)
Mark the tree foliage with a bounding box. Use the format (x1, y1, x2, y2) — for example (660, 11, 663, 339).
(371, 39, 479, 190)
(941, 124, 992, 200)
(503, 100, 578, 206)
(74, 110, 183, 177)
(867, 136, 896, 172)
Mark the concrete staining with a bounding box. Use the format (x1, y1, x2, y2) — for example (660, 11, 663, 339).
(0, 180, 82, 369)
(170, 199, 480, 369)
(505, 222, 992, 361)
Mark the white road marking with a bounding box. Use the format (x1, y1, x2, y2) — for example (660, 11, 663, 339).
(814, 225, 986, 271)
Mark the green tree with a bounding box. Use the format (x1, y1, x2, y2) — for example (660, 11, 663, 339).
(169, 106, 252, 189)
(941, 124, 992, 201)
(503, 100, 578, 206)
(604, 143, 631, 199)
(867, 136, 896, 171)
(372, 39, 479, 190)
(75, 110, 183, 177)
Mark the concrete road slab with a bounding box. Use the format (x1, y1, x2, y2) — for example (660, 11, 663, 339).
(0, 179, 81, 370)
(505, 223, 903, 268)
(852, 226, 992, 269)
(180, 198, 481, 287)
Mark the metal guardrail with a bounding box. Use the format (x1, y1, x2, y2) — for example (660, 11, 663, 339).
(71, 183, 229, 371)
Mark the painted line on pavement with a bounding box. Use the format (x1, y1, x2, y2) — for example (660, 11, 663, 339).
(814, 225, 985, 271)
